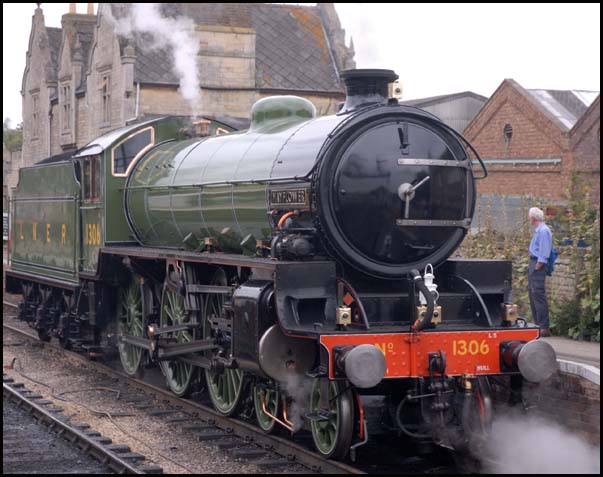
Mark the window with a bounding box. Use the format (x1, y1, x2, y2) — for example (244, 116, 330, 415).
(503, 123, 513, 145)
(61, 83, 71, 131)
(101, 74, 111, 124)
(112, 128, 154, 176)
(82, 155, 101, 202)
(32, 94, 39, 138)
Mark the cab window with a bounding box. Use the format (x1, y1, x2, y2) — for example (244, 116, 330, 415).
(112, 127, 153, 175)
(83, 155, 101, 202)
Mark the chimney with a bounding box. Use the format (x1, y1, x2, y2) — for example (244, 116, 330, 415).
(339, 69, 399, 114)
(87, 3, 94, 15)
(69, 3, 76, 14)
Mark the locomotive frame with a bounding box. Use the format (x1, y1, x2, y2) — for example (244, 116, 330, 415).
(6, 69, 557, 461)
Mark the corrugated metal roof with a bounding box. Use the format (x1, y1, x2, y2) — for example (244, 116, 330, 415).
(526, 89, 599, 130)
(401, 91, 488, 133)
(400, 91, 487, 108)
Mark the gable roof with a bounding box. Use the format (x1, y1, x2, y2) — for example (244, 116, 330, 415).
(570, 93, 600, 138)
(112, 3, 343, 93)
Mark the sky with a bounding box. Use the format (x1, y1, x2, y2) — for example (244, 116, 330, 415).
(2, 2, 600, 127)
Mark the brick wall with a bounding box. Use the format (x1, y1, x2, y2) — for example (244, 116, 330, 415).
(465, 80, 572, 202)
(491, 369, 600, 446)
(570, 97, 600, 204)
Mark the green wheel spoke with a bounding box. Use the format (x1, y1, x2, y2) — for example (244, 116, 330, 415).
(117, 275, 145, 377)
(253, 384, 279, 433)
(204, 268, 244, 416)
(226, 371, 234, 402)
(160, 287, 194, 397)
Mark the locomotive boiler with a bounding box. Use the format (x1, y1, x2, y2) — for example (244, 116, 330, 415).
(7, 69, 557, 461)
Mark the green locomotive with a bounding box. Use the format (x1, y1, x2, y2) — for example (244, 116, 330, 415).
(7, 70, 556, 460)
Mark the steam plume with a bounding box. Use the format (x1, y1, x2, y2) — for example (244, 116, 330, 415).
(482, 413, 600, 474)
(104, 4, 201, 114)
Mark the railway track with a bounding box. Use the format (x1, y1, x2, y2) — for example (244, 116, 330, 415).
(3, 376, 161, 474)
(3, 298, 463, 474)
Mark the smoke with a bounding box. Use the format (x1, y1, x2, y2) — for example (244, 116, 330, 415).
(104, 4, 201, 114)
(481, 412, 600, 474)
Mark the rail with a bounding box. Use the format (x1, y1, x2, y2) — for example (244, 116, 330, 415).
(3, 381, 151, 474)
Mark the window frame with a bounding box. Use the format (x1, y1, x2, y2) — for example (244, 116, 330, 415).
(61, 82, 72, 132)
(82, 154, 102, 203)
(110, 126, 155, 177)
(32, 93, 40, 139)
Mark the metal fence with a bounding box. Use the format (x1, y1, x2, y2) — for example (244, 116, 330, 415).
(471, 194, 561, 235)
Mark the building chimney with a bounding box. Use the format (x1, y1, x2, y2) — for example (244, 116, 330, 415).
(69, 3, 76, 14)
(87, 3, 94, 15)
(339, 69, 399, 114)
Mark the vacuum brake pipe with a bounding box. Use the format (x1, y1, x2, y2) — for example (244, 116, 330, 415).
(411, 269, 435, 332)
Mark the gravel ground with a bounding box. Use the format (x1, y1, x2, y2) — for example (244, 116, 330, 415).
(3, 327, 263, 474)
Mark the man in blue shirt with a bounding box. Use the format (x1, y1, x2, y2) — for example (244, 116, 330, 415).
(528, 207, 553, 337)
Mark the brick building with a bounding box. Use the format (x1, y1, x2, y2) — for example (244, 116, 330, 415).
(464, 79, 600, 206)
(19, 3, 355, 168)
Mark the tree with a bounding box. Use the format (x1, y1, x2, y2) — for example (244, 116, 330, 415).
(3, 118, 23, 152)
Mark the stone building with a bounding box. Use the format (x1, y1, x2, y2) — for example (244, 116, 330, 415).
(3, 144, 22, 212)
(464, 79, 600, 206)
(20, 3, 355, 167)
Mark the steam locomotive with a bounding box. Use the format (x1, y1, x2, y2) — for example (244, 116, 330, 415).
(6, 69, 556, 460)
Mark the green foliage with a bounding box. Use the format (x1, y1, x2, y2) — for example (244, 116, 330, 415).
(552, 176, 600, 342)
(3, 118, 23, 152)
(459, 184, 600, 342)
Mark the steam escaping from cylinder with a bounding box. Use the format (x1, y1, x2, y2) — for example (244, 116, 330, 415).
(104, 4, 201, 115)
(480, 412, 600, 474)
(282, 374, 313, 432)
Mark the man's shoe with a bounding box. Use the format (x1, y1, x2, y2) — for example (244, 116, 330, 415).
(540, 328, 552, 337)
